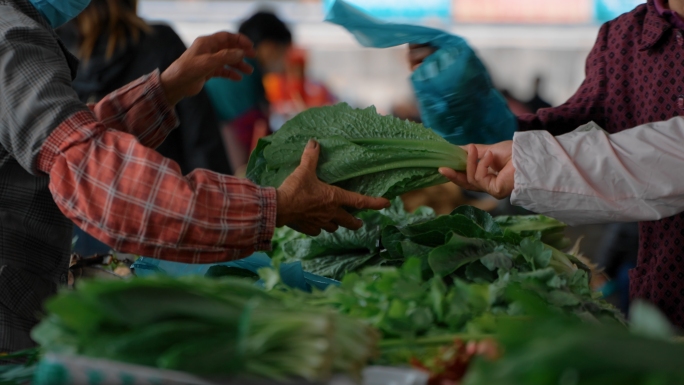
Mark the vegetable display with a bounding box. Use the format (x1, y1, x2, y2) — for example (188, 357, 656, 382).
(462, 301, 684, 385)
(246, 103, 467, 198)
(32, 276, 377, 382)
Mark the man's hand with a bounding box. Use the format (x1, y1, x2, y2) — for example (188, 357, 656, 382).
(408, 43, 437, 71)
(160, 32, 256, 106)
(276, 139, 391, 236)
(439, 142, 515, 200)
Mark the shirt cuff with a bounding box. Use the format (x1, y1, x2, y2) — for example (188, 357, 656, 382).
(146, 70, 179, 133)
(510, 130, 550, 208)
(256, 186, 277, 251)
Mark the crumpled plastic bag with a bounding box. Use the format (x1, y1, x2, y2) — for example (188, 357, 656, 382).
(325, 0, 517, 145)
(131, 253, 339, 292)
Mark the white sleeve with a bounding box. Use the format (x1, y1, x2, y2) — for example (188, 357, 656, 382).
(511, 118, 684, 226)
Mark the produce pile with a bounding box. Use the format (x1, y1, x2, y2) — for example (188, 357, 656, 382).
(32, 277, 377, 382)
(247, 103, 467, 199)
(269, 199, 623, 333)
(11, 103, 683, 385)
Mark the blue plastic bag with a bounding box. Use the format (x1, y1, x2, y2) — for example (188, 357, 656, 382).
(131, 253, 339, 292)
(325, 0, 517, 145)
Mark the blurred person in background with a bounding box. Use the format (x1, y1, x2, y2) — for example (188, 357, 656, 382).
(264, 47, 337, 129)
(57, 0, 231, 256)
(205, 11, 292, 176)
(410, 0, 684, 327)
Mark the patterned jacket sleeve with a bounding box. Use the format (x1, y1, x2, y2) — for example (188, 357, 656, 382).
(87, 71, 179, 150)
(0, 14, 276, 263)
(516, 22, 611, 135)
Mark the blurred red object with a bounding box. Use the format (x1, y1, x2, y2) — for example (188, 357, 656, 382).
(264, 46, 336, 115)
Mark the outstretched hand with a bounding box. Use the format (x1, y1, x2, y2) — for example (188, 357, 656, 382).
(160, 32, 256, 106)
(439, 142, 515, 200)
(408, 43, 437, 71)
(276, 140, 391, 236)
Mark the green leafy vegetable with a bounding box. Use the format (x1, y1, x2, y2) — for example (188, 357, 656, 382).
(32, 276, 378, 382)
(463, 301, 684, 385)
(247, 103, 466, 198)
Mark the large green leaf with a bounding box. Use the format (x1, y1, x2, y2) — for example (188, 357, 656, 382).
(246, 103, 466, 198)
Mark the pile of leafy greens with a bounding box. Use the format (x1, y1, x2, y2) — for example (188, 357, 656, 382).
(265, 199, 624, 364)
(32, 276, 377, 382)
(246, 103, 467, 198)
(272, 198, 585, 281)
(462, 298, 684, 385)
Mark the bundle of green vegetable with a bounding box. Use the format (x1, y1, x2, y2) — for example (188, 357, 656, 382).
(0, 349, 39, 385)
(463, 299, 684, 385)
(246, 103, 467, 198)
(32, 276, 377, 382)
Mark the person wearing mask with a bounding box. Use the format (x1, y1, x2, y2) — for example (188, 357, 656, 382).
(0, 0, 388, 352)
(410, 0, 684, 327)
(204, 11, 291, 175)
(56, 0, 232, 256)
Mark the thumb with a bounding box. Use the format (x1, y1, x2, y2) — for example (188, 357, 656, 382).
(298, 139, 320, 174)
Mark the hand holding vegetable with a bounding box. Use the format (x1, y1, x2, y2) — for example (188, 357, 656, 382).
(439, 142, 515, 199)
(408, 44, 437, 71)
(161, 32, 256, 105)
(276, 139, 391, 236)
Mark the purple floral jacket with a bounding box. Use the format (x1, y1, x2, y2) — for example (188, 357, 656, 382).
(517, 0, 684, 326)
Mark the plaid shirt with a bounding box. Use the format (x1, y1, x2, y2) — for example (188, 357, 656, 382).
(36, 72, 278, 263)
(0, 0, 275, 352)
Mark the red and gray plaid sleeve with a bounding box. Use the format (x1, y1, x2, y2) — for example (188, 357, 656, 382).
(36, 77, 277, 263)
(87, 70, 179, 149)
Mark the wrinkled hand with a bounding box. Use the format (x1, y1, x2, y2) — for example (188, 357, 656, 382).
(439, 142, 515, 200)
(276, 140, 391, 236)
(161, 32, 256, 105)
(408, 43, 438, 71)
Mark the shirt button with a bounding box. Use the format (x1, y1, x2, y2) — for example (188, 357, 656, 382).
(677, 30, 684, 46)
(678, 96, 684, 110)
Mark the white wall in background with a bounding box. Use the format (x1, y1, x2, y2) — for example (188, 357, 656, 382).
(139, 1, 599, 112)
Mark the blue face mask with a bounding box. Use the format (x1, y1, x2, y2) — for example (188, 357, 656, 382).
(29, 0, 91, 29)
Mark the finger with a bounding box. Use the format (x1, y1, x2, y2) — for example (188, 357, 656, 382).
(466, 144, 479, 186)
(475, 150, 494, 182)
(297, 139, 320, 173)
(213, 67, 243, 81)
(439, 167, 480, 192)
(408, 46, 437, 69)
(321, 222, 340, 233)
(332, 208, 363, 231)
(212, 49, 247, 67)
(207, 31, 255, 54)
(292, 223, 321, 237)
(336, 189, 391, 211)
(228, 60, 254, 75)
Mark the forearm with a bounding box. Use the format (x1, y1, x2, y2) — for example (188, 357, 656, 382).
(511, 119, 684, 225)
(89, 71, 179, 149)
(37, 111, 276, 263)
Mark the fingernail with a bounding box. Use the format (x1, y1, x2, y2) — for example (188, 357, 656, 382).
(307, 139, 318, 149)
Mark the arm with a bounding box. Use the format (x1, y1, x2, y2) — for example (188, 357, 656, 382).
(511, 118, 684, 225)
(439, 118, 684, 226)
(2, 23, 389, 263)
(516, 22, 610, 135)
(87, 71, 179, 150)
